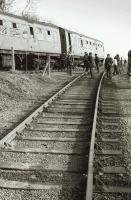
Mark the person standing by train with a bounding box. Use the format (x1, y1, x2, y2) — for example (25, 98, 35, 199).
(117, 55, 121, 74)
(105, 54, 113, 79)
(83, 52, 89, 72)
(120, 57, 123, 73)
(66, 48, 74, 76)
(114, 54, 121, 74)
(95, 54, 100, 74)
(88, 52, 94, 79)
(128, 50, 131, 77)
(33, 57, 40, 72)
(113, 56, 118, 75)
(123, 59, 127, 73)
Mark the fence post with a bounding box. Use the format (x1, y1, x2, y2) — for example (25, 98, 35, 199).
(47, 55, 51, 78)
(11, 47, 15, 72)
(25, 52, 28, 72)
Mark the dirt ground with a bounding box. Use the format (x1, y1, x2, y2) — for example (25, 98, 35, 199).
(0, 71, 77, 139)
(107, 70, 131, 176)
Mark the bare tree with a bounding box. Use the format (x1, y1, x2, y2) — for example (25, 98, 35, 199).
(21, 0, 55, 26)
(0, 0, 15, 12)
(21, 0, 40, 22)
(22, 0, 38, 16)
(22, 0, 30, 16)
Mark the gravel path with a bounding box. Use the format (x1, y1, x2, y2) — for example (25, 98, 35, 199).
(110, 73, 131, 176)
(0, 187, 84, 200)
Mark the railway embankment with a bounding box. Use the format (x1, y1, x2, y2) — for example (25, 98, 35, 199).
(0, 71, 74, 139)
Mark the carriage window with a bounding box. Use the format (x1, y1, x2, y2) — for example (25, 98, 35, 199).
(30, 27, 34, 37)
(81, 39, 83, 47)
(86, 41, 88, 44)
(47, 30, 51, 35)
(0, 20, 3, 26)
(12, 23, 17, 28)
(90, 42, 92, 45)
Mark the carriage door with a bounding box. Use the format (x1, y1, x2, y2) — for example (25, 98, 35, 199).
(68, 32, 72, 51)
(59, 28, 67, 54)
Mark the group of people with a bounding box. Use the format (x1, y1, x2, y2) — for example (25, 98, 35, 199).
(60, 49, 74, 75)
(60, 49, 101, 78)
(83, 52, 100, 78)
(105, 54, 127, 79)
(60, 49, 127, 79)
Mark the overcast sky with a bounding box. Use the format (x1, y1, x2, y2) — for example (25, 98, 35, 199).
(14, 0, 131, 58)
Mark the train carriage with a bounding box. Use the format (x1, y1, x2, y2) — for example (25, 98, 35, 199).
(0, 11, 105, 69)
(0, 12, 61, 54)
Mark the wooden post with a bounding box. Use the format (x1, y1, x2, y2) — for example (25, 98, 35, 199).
(38, 53, 39, 62)
(42, 55, 51, 78)
(38, 53, 40, 72)
(11, 47, 15, 72)
(43, 57, 49, 76)
(25, 52, 28, 72)
(47, 55, 51, 78)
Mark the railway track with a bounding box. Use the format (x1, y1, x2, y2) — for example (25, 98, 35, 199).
(1, 71, 130, 200)
(0, 72, 101, 200)
(86, 74, 131, 200)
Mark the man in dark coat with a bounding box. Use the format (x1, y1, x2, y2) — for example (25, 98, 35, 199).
(83, 52, 89, 72)
(88, 52, 94, 78)
(114, 54, 121, 74)
(128, 50, 131, 76)
(66, 49, 74, 76)
(105, 54, 113, 79)
(95, 53, 100, 73)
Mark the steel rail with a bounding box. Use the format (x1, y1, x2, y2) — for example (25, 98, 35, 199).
(0, 72, 85, 147)
(86, 71, 105, 200)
